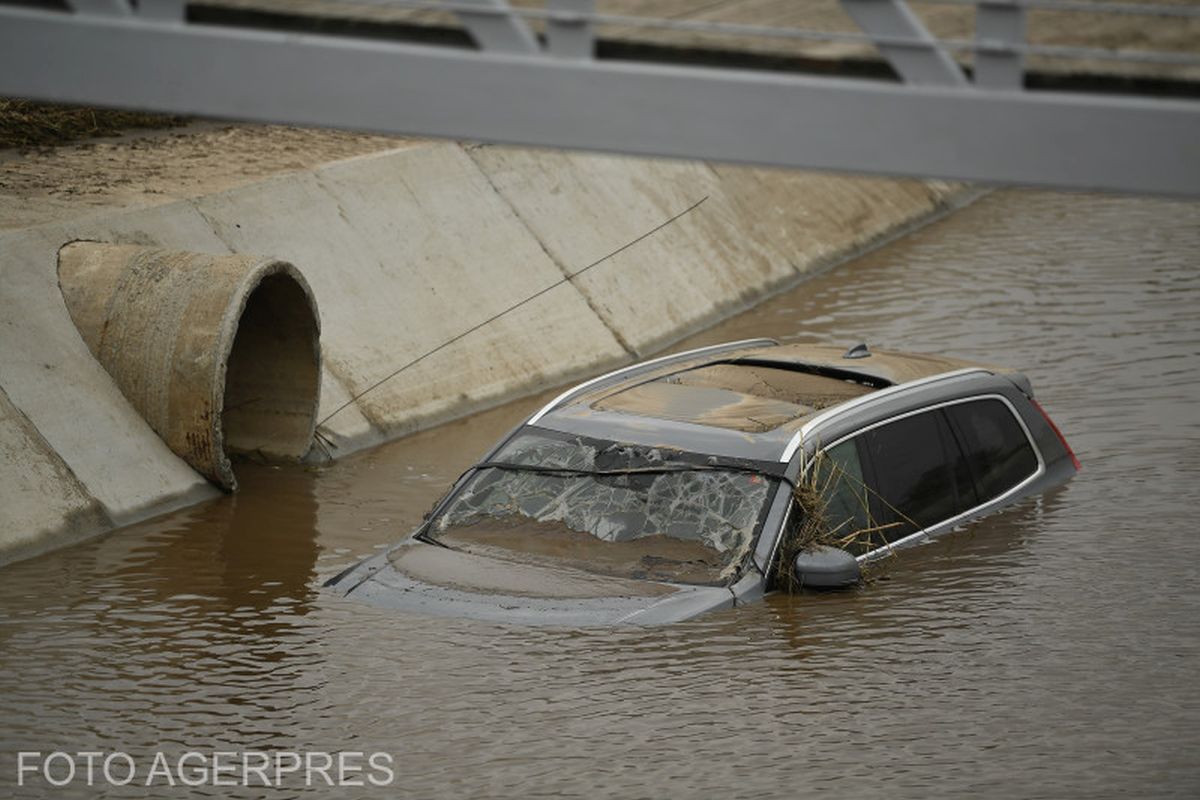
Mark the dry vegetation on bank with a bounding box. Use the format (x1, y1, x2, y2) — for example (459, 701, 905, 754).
(0, 100, 186, 150)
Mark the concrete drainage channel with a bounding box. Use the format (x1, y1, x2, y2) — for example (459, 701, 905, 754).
(57, 243, 321, 491)
(0, 141, 978, 564)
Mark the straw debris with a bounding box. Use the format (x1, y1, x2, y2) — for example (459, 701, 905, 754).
(0, 99, 185, 150)
(774, 450, 898, 593)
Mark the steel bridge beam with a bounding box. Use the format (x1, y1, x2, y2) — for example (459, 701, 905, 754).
(838, 0, 967, 87)
(455, 0, 539, 55)
(975, 1, 1026, 90)
(1, 6, 1197, 197)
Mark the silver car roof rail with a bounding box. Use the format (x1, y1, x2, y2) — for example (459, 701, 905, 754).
(778, 367, 993, 463)
(527, 338, 779, 425)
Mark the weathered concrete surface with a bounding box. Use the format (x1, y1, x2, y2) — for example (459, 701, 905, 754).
(192, 145, 630, 447)
(0, 139, 974, 564)
(0, 386, 112, 561)
(0, 206, 223, 560)
(469, 147, 963, 354)
(57, 244, 321, 490)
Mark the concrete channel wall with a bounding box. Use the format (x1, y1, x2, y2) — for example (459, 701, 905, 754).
(0, 140, 973, 564)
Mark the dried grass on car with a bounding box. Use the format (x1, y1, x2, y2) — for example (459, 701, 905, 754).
(774, 451, 897, 593)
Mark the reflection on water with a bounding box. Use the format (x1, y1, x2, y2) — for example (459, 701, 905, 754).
(113, 467, 320, 614)
(2, 191, 1199, 798)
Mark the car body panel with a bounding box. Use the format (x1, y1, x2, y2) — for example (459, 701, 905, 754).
(779, 371, 1076, 567)
(326, 340, 1078, 625)
(327, 541, 738, 626)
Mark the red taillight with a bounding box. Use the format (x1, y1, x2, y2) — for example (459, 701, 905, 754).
(1030, 398, 1081, 471)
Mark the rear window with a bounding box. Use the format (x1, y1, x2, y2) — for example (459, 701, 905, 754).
(945, 399, 1039, 502)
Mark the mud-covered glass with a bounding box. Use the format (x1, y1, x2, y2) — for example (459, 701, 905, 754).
(427, 432, 773, 586)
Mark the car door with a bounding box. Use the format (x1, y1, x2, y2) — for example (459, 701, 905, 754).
(810, 405, 976, 556)
(856, 407, 977, 546)
(809, 396, 1044, 559)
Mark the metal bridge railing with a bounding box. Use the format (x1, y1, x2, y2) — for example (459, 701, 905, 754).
(0, 0, 1197, 195)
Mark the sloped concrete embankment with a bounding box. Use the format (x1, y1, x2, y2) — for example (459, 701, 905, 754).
(0, 141, 973, 564)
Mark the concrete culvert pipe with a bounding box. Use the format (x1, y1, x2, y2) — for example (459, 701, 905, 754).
(57, 243, 321, 491)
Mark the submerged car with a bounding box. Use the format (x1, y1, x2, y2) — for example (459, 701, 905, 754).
(326, 339, 1079, 625)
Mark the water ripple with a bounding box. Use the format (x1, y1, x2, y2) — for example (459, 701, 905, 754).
(1, 191, 1198, 799)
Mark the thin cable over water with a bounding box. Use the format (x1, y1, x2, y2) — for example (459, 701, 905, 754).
(315, 195, 709, 433)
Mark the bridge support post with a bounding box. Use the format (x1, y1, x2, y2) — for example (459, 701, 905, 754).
(839, 0, 967, 86)
(976, 1, 1026, 89)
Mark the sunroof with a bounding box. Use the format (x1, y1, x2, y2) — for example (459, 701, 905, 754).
(593, 363, 877, 432)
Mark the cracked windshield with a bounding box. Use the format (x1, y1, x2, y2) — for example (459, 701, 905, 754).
(427, 432, 773, 585)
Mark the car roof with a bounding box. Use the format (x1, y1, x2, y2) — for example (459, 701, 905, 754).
(531, 341, 1004, 464)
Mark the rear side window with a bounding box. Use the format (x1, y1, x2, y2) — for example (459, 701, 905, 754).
(859, 409, 974, 541)
(945, 399, 1039, 502)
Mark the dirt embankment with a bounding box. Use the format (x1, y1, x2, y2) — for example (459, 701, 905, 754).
(0, 122, 406, 229)
(0, 100, 187, 150)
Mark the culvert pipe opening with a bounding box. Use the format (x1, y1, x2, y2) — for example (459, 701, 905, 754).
(57, 243, 322, 491)
(222, 271, 321, 463)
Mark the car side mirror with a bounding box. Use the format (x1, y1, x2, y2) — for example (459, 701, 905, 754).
(793, 546, 861, 589)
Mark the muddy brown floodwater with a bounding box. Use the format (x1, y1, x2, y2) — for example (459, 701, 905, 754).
(2, 190, 1199, 798)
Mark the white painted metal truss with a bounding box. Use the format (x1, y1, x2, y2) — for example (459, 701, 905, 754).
(1, 0, 1197, 196)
